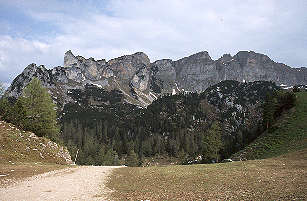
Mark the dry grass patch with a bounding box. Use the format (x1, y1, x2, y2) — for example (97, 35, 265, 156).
(0, 120, 73, 187)
(0, 120, 72, 165)
(107, 149, 307, 200)
(0, 163, 67, 187)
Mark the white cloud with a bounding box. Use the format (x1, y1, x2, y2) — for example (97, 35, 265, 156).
(0, 35, 62, 83)
(0, 0, 306, 85)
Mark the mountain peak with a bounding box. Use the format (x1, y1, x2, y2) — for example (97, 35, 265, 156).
(188, 51, 211, 61)
(64, 50, 78, 68)
(132, 52, 151, 65)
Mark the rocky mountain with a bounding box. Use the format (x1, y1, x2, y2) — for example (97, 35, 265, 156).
(3, 49, 303, 165)
(5, 50, 307, 108)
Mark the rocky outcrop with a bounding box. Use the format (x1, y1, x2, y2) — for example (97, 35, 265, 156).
(6, 51, 155, 107)
(150, 59, 176, 94)
(5, 50, 307, 108)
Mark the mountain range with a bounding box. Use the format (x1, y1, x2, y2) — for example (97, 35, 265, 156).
(6, 50, 307, 108)
(4, 50, 304, 164)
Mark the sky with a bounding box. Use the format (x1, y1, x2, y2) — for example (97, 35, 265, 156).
(0, 0, 306, 88)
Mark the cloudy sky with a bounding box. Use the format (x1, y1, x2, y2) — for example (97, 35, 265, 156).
(0, 0, 306, 87)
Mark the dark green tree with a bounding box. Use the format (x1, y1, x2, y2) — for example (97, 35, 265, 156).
(126, 150, 139, 167)
(202, 121, 223, 162)
(178, 149, 188, 164)
(0, 97, 10, 118)
(0, 82, 8, 118)
(10, 98, 27, 127)
(103, 148, 120, 166)
(263, 94, 277, 130)
(20, 78, 59, 140)
(293, 86, 300, 93)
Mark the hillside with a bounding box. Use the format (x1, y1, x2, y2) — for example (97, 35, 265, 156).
(232, 91, 307, 160)
(0, 120, 72, 165)
(0, 120, 73, 186)
(60, 81, 278, 165)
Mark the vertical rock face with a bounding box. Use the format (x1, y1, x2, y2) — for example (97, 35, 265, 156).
(108, 52, 150, 84)
(150, 59, 176, 94)
(174, 51, 217, 92)
(131, 67, 150, 91)
(168, 50, 307, 93)
(64, 51, 107, 81)
(5, 50, 307, 108)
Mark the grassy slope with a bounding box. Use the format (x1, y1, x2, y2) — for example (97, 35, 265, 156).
(0, 120, 71, 186)
(232, 91, 307, 160)
(107, 150, 307, 200)
(107, 92, 307, 200)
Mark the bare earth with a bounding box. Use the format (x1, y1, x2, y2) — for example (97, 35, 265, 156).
(0, 166, 121, 201)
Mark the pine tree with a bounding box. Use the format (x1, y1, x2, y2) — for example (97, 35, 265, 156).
(126, 150, 139, 167)
(10, 98, 27, 127)
(103, 148, 120, 166)
(0, 97, 10, 118)
(20, 78, 59, 141)
(178, 149, 188, 164)
(0, 82, 7, 117)
(202, 121, 223, 162)
(263, 94, 277, 130)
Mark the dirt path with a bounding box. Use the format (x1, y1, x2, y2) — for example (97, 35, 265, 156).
(0, 166, 122, 201)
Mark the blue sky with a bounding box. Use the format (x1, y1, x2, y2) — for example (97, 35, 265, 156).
(0, 0, 307, 87)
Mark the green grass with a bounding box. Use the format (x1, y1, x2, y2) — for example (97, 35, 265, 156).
(232, 91, 307, 160)
(107, 149, 307, 200)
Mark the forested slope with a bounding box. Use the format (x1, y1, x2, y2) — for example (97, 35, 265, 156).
(61, 81, 279, 165)
(232, 92, 307, 160)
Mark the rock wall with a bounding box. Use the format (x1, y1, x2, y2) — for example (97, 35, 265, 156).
(5, 50, 307, 108)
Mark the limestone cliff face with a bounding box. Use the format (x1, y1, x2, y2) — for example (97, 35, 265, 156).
(151, 51, 307, 93)
(6, 50, 307, 108)
(6, 51, 154, 107)
(150, 59, 176, 94)
(174, 51, 218, 92)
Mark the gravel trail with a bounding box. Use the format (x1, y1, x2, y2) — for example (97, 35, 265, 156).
(0, 166, 121, 201)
